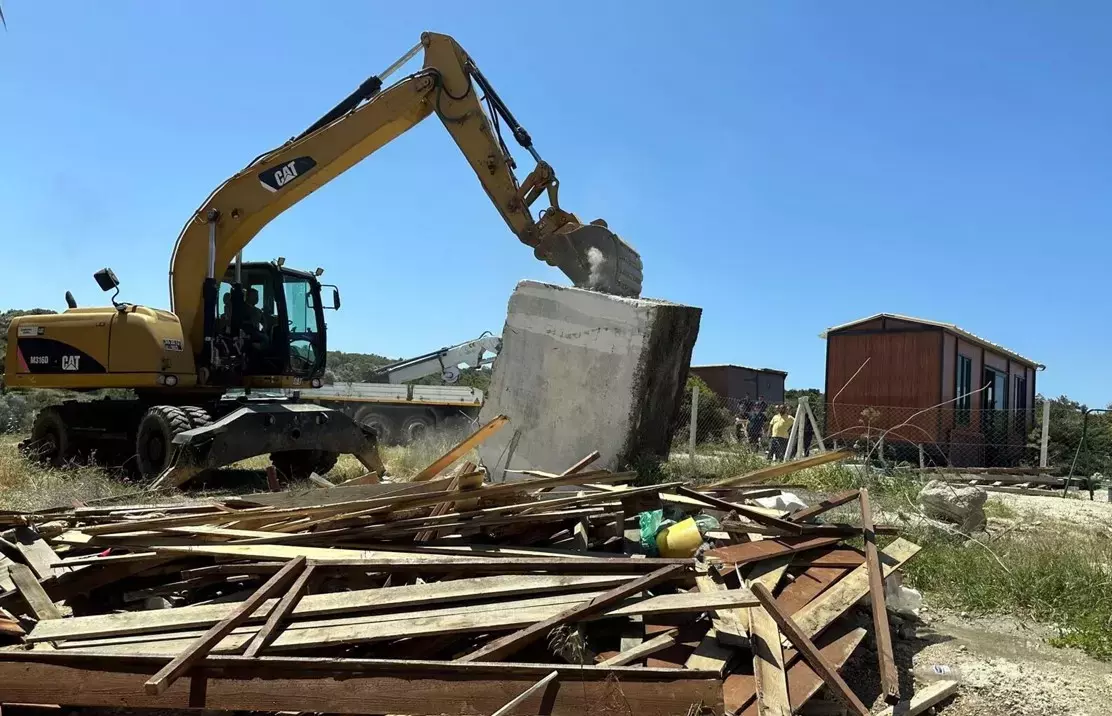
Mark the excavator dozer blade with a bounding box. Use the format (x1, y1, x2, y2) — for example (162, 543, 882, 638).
(542, 223, 643, 298)
(149, 403, 383, 489)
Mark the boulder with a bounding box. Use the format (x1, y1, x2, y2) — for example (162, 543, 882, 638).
(918, 479, 987, 532)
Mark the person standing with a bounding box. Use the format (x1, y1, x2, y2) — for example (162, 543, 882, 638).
(747, 400, 768, 451)
(768, 404, 794, 461)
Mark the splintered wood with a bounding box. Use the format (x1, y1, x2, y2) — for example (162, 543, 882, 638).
(0, 417, 939, 716)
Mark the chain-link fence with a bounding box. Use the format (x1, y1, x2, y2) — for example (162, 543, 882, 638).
(669, 387, 1112, 480)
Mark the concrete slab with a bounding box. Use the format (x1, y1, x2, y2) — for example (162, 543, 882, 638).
(479, 280, 701, 481)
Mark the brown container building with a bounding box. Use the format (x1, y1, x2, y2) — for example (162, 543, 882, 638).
(822, 313, 1043, 467)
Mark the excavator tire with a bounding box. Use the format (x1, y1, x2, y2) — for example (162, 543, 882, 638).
(135, 406, 193, 480)
(22, 407, 76, 468)
(180, 405, 214, 429)
(270, 450, 339, 482)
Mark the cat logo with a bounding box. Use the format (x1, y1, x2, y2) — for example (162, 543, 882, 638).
(62, 355, 80, 371)
(258, 156, 317, 193)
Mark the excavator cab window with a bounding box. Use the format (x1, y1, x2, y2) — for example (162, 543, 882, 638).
(216, 263, 324, 380)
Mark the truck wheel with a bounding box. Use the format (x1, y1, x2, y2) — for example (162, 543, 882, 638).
(400, 414, 434, 444)
(354, 408, 394, 445)
(270, 450, 339, 481)
(135, 406, 193, 480)
(23, 407, 76, 468)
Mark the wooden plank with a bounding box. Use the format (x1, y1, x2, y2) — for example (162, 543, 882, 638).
(788, 490, 861, 523)
(775, 566, 851, 615)
(307, 473, 335, 488)
(675, 485, 803, 534)
(0, 554, 16, 592)
(699, 450, 854, 490)
(415, 461, 474, 543)
(791, 547, 865, 569)
(50, 551, 160, 568)
(875, 680, 960, 716)
(729, 624, 867, 716)
(597, 628, 679, 667)
(243, 564, 316, 657)
(12, 527, 65, 580)
(792, 538, 920, 639)
(458, 565, 685, 662)
(745, 556, 792, 716)
(0, 656, 722, 716)
(705, 536, 842, 568)
(861, 488, 900, 703)
(411, 414, 508, 482)
(144, 557, 307, 694)
(750, 582, 870, 716)
(53, 589, 758, 656)
(31, 573, 642, 643)
(8, 563, 61, 621)
(694, 564, 747, 643)
(491, 670, 559, 716)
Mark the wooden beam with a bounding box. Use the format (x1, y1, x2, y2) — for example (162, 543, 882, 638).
(861, 488, 900, 703)
(775, 566, 851, 615)
(490, 670, 559, 716)
(705, 536, 842, 569)
(8, 564, 61, 621)
(0, 656, 722, 716)
(457, 564, 685, 662)
(597, 628, 679, 667)
(49, 589, 756, 656)
(698, 450, 854, 490)
(791, 538, 920, 639)
(747, 559, 792, 716)
(411, 414, 509, 481)
(30, 573, 642, 643)
(144, 557, 307, 695)
(788, 490, 861, 523)
(675, 485, 803, 534)
(750, 582, 870, 716)
(728, 625, 867, 716)
(243, 564, 316, 657)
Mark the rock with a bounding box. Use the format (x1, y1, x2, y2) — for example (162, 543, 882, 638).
(918, 479, 987, 532)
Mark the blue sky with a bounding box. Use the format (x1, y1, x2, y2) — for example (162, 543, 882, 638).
(2, 2, 1109, 405)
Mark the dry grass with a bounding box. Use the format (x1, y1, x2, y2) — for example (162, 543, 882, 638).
(0, 426, 476, 512)
(0, 436, 135, 511)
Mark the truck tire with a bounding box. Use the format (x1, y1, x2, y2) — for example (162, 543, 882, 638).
(135, 406, 193, 480)
(354, 408, 394, 445)
(23, 407, 76, 468)
(270, 450, 339, 481)
(180, 405, 214, 429)
(399, 414, 434, 444)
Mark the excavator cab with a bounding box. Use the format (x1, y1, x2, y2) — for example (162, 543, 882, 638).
(210, 260, 335, 385)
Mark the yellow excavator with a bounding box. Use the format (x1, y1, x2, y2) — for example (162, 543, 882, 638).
(3, 32, 642, 482)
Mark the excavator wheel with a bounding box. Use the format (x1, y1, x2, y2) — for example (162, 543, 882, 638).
(270, 450, 339, 482)
(180, 405, 214, 429)
(135, 406, 194, 480)
(22, 407, 76, 468)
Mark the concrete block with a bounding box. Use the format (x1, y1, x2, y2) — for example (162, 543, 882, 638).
(479, 280, 701, 481)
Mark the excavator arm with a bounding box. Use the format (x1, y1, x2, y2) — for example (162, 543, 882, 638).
(169, 31, 642, 354)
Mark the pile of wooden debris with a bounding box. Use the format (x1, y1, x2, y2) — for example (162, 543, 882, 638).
(0, 419, 955, 716)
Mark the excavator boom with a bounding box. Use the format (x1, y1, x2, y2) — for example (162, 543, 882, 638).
(170, 32, 642, 353)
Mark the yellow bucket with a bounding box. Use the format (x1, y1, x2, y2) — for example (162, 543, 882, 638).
(656, 517, 702, 558)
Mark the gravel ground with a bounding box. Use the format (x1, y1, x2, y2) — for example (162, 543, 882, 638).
(987, 489, 1112, 531)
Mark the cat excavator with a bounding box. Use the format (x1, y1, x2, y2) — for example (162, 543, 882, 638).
(3, 31, 642, 484)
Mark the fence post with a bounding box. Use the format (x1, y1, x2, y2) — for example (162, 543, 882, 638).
(801, 397, 826, 453)
(794, 401, 806, 459)
(1039, 400, 1050, 469)
(688, 385, 699, 469)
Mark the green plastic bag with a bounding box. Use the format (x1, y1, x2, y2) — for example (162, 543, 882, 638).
(638, 509, 664, 556)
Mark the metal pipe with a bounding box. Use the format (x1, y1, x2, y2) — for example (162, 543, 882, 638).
(235, 251, 243, 283)
(206, 209, 219, 279)
(379, 41, 423, 83)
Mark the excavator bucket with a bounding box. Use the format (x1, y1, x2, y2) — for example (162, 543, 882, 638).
(542, 222, 644, 298)
(149, 403, 384, 489)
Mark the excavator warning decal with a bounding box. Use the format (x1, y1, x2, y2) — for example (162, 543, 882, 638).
(258, 156, 317, 193)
